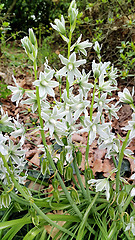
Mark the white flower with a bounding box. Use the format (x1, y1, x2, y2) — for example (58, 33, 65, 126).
(130, 173, 135, 180)
(106, 102, 121, 120)
(118, 87, 134, 104)
(93, 93, 113, 114)
(108, 65, 118, 85)
(0, 132, 8, 155)
(21, 91, 50, 112)
(98, 127, 116, 158)
(57, 52, 86, 85)
(51, 15, 66, 35)
(7, 76, 25, 106)
(88, 178, 110, 201)
(0, 106, 14, 128)
(11, 114, 25, 145)
(122, 113, 135, 139)
(92, 60, 110, 79)
(33, 70, 58, 98)
(77, 112, 107, 145)
(98, 74, 117, 92)
(125, 216, 135, 236)
(71, 90, 90, 120)
(130, 188, 135, 197)
(93, 41, 102, 54)
(56, 88, 74, 124)
(70, 34, 92, 56)
(7, 139, 25, 165)
(76, 69, 93, 95)
(41, 105, 67, 138)
(21, 91, 38, 112)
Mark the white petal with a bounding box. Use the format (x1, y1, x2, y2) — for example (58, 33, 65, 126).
(59, 54, 68, 65)
(69, 52, 76, 63)
(130, 188, 135, 197)
(57, 66, 67, 76)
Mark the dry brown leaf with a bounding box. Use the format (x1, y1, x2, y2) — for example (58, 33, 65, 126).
(44, 210, 67, 239)
(29, 152, 40, 166)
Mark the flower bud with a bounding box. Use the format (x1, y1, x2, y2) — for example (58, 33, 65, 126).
(117, 190, 127, 206)
(65, 166, 73, 181)
(108, 207, 115, 220)
(68, 0, 78, 32)
(30, 208, 39, 226)
(60, 151, 65, 163)
(57, 160, 64, 175)
(71, 189, 80, 204)
(29, 28, 36, 46)
(2, 193, 11, 208)
(52, 179, 59, 189)
(53, 189, 60, 202)
(86, 168, 93, 180)
(94, 69, 100, 79)
(62, 136, 68, 146)
(76, 150, 82, 166)
(41, 159, 49, 176)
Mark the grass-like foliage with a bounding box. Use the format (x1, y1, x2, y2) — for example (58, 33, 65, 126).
(0, 1, 135, 239)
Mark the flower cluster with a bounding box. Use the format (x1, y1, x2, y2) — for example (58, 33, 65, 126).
(0, 107, 27, 186)
(1, 2, 135, 222)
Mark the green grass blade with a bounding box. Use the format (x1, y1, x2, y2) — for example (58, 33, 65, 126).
(0, 216, 31, 230)
(23, 225, 44, 240)
(39, 229, 47, 240)
(76, 192, 99, 239)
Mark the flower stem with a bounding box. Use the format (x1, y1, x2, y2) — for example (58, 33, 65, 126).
(68, 31, 72, 59)
(85, 78, 97, 166)
(90, 77, 97, 121)
(116, 130, 130, 193)
(33, 60, 47, 148)
(66, 31, 72, 98)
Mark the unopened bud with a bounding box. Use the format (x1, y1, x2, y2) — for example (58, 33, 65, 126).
(2, 193, 11, 208)
(71, 189, 80, 204)
(53, 189, 60, 202)
(52, 179, 59, 189)
(57, 160, 63, 175)
(41, 159, 49, 176)
(117, 191, 127, 206)
(94, 69, 100, 79)
(76, 150, 82, 166)
(65, 166, 73, 181)
(29, 28, 37, 46)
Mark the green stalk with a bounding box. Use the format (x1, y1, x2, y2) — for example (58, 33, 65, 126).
(68, 31, 72, 59)
(85, 77, 97, 165)
(90, 77, 97, 121)
(59, 82, 62, 102)
(116, 130, 130, 193)
(33, 60, 47, 148)
(66, 77, 70, 99)
(85, 78, 97, 193)
(66, 31, 72, 98)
